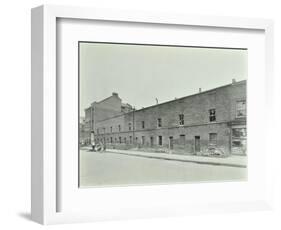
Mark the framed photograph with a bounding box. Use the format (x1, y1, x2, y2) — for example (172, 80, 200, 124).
(31, 5, 274, 225)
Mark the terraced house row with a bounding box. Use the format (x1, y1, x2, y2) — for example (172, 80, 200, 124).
(81, 79, 247, 155)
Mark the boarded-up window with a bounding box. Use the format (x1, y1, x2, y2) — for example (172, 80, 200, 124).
(209, 133, 217, 146)
(179, 135, 186, 145)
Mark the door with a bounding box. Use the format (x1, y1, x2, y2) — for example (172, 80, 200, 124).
(169, 136, 174, 150)
(195, 136, 200, 152)
(150, 136, 154, 147)
(141, 136, 145, 145)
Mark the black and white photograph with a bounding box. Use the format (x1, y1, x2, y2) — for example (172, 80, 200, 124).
(79, 42, 247, 187)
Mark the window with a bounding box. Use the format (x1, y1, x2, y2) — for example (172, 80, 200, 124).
(142, 121, 145, 129)
(129, 136, 132, 144)
(158, 136, 162, 145)
(236, 100, 246, 117)
(110, 137, 113, 144)
(110, 127, 112, 133)
(124, 137, 127, 143)
(119, 137, 122, 144)
(103, 127, 106, 133)
(128, 123, 132, 131)
(179, 114, 184, 125)
(209, 133, 217, 146)
(97, 128, 99, 134)
(141, 136, 145, 145)
(157, 118, 162, 127)
(135, 137, 138, 143)
(118, 125, 121, 132)
(232, 128, 247, 138)
(209, 109, 216, 122)
(231, 128, 247, 155)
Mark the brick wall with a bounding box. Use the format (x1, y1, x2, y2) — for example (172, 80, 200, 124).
(94, 81, 246, 155)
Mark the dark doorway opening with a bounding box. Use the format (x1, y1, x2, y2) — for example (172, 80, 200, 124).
(195, 136, 200, 152)
(169, 136, 174, 150)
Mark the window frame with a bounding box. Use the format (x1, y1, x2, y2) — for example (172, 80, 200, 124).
(236, 99, 247, 118)
(209, 133, 218, 146)
(158, 135, 163, 146)
(157, 118, 162, 128)
(179, 114, 184, 125)
(209, 108, 216, 122)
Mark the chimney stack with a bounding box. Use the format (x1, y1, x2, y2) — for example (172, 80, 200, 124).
(199, 88, 202, 93)
(112, 92, 118, 97)
(232, 78, 236, 84)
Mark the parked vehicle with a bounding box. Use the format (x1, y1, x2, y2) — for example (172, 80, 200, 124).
(91, 131, 106, 152)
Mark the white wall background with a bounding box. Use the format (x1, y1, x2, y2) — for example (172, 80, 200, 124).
(0, 0, 280, 229)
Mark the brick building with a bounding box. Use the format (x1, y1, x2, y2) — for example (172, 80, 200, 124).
(83, 80, 247, 155)
(79, 117, 88, 145)
(83, 92, 133, 144)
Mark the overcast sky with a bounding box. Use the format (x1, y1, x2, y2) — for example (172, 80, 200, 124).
(79, 42, 247, 116)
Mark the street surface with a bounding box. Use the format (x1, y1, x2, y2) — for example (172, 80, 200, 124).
(79, 149, 247, 187)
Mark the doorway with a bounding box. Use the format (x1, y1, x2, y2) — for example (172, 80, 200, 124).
(169, 136, 174, 150)
(150, 136, 154, 147)
(195, 136, 200, 152)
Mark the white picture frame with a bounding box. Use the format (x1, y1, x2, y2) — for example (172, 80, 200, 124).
(31, 5, 274, 225)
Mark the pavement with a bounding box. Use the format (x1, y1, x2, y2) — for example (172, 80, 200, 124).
(81, 146, 247, 168)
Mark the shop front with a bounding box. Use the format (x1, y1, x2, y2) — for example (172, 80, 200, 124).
(230, 119, 247, 155)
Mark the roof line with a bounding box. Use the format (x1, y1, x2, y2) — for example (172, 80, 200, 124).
(135, 80, 246, 112)
(92, 94, 121, 105)
(93, 79, 247, 122)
